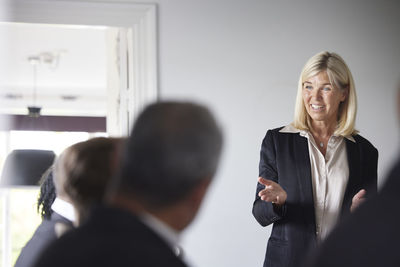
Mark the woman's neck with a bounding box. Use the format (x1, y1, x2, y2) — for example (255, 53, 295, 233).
(310, 120, 336, 138)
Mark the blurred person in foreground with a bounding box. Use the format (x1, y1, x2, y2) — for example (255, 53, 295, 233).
(54, 137, 125, 226)
(16, 137, 123, 267)
(252, 51, 378, 267)
(307, 84, 400, 267)
(34, 101, 223, 267)
(15, 167, 74, 267)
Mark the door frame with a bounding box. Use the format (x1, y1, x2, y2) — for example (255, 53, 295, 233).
(0, 2, 158, 266)
(1, 0, 158, 136)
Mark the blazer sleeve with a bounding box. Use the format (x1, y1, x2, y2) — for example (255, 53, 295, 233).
(252, 130, 287, 227)
(363, 140, 378, 196)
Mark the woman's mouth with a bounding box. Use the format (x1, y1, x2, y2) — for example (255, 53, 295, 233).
(311, 104, 324, 110)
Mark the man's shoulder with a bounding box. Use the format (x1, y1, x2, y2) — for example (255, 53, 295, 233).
(34, 206, 188, 267)
(14, 220, 58, 267)
(35, 229, 187, 267)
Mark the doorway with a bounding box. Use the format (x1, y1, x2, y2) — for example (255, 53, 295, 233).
(0, 2, 157, 266)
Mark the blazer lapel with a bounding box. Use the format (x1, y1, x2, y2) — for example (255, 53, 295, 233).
(293, 135, 313, 204)
(293, 134, 316, 233)
(342, 138, 360, 216)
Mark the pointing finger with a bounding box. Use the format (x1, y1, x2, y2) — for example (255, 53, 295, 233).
(258, 177, 274, 186)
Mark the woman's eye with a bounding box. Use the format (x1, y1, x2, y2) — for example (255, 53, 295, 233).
(323, 87, 331, 91)
(304, 85, 312, 90)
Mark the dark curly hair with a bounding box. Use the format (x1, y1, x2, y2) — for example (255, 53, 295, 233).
(37, 166, 56, 220)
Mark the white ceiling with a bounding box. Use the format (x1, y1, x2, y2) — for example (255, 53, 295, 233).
(0, 22, 109, 116)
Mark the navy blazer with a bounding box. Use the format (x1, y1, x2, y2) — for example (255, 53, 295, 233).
(34, 205, 187, 267)
(252, 127, 378, 267)
(15, 212, 73, 267)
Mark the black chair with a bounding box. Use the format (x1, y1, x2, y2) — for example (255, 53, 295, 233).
(0, 149, 55, 186)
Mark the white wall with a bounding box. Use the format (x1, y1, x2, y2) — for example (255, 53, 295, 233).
(6, 0, 400, 266)
(131, 0, 400, 266)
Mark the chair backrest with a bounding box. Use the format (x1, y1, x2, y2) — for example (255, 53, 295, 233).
(0, 149, 55, 186)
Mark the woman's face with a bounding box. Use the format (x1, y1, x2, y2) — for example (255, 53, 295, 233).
(302, 71, 347, 126)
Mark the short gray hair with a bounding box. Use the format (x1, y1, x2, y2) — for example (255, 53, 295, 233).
(113, 101, 223, 208)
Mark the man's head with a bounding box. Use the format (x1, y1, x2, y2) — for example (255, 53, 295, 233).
(110, 101, 223, 229)
(54, 137, 125, 224)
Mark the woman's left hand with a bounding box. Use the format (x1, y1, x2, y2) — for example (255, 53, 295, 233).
(350, 189, 366, 213)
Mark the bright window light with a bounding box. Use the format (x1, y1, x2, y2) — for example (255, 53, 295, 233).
(0, 130, 106, 267)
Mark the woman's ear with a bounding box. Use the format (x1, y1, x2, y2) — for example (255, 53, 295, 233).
(340, 86, 348, 102)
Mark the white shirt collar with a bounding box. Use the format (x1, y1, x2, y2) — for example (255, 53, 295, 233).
(140, 212, 181, 255)
(51, 197, 76, 222)
(279, 124, 356, 143)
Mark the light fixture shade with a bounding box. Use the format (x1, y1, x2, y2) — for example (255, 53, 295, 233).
(0, 149, 55, 186)
(27, 106, 42, 117)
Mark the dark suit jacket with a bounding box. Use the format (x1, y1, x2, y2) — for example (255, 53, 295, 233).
(252, 127, 378, 267)
(14, 212, 73, 267)
(307, 158, 400, 267)
(34, 205, 187, 267)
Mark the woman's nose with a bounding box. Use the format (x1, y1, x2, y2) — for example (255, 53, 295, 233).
(311, 88, 321, 99)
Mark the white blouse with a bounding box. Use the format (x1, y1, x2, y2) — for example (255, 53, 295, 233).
(51, 197, 76, 222)
(280, 125, 355, 242)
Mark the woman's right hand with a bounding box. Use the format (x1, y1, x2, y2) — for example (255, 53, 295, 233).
(258, 177, 287, 206)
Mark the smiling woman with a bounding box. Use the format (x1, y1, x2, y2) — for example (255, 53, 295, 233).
(301, 71, 347, 150)
(252, 51, 378, 267)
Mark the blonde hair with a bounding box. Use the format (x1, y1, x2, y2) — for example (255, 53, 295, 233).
(293, 51, 358, 136)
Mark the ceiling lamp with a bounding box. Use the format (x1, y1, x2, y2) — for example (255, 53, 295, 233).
(0, 149, 55, 186)
(27, 55, 42, 117)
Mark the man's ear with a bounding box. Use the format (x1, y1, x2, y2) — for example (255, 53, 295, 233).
(189, 178, 212, 210)
(174, 178, 213, 231)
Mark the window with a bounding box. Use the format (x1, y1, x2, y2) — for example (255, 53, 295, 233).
(0, 130, 106, 267)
